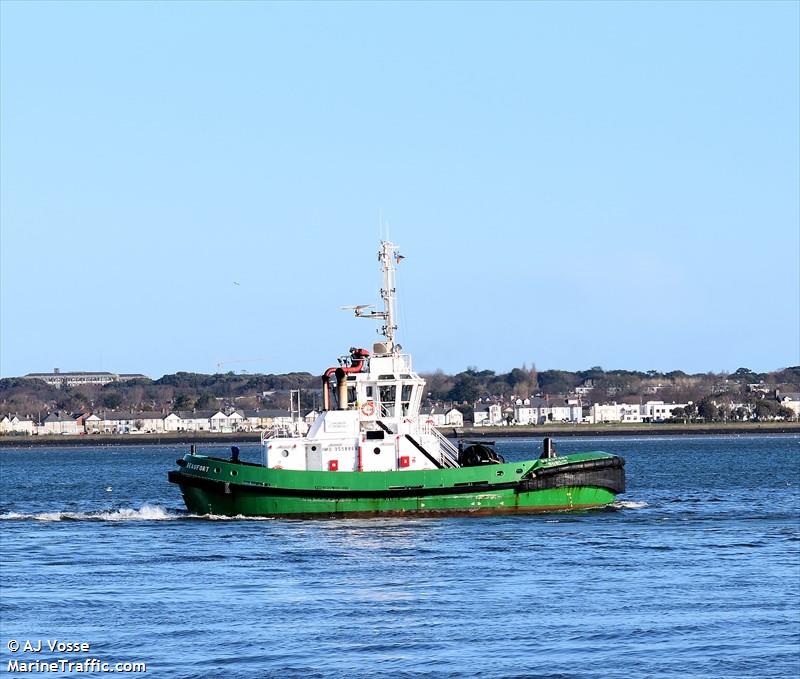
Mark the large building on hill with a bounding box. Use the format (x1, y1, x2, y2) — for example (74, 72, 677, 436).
(22, 369, 148, 388)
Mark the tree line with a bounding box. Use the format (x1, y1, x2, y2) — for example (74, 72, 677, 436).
(1, 365, 797, 417)
(423, 365, 800, 406)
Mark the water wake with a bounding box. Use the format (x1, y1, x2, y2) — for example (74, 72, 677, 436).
(2, 501, 648, 521)
(611, 500, 649, 509)
(0, 504, 180, 522)
(0, 505, 276, 522)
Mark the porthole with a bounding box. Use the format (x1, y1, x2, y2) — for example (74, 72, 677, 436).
(516, 468, 523, 474)
(373, 447, 381, 455)
(214, 467, 221, 473)
(311, 446, 317, 451)
(281, 450, 290, 458)
(230, 470, 238, 477)
(496, 470, 504, 477)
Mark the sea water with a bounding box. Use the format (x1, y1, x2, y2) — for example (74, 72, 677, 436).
(0, 435, 798, 678)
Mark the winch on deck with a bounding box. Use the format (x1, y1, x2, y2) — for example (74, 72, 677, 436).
(458, 441, 505, 467)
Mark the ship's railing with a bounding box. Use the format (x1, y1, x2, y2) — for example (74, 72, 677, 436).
(260, 422, 306, 444)
(428, 426, 461, 467)
(404, 421, 459, 468)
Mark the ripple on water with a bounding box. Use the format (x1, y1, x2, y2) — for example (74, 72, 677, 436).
(0, 437, 798, 678)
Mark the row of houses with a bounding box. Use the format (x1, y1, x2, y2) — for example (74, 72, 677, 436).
(473, 394, 800, 426)
(474, 399, 586, 426)
(4, 393, 799, 436)
(2, 407, 466, 436)
(0, 409, 314, 436)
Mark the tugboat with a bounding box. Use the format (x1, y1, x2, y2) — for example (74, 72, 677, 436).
(168, 241, 624, 517)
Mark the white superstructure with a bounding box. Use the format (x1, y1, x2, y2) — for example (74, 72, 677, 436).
(263, 241, 460, 472)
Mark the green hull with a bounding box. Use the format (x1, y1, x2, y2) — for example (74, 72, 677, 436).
(169, 452, 625, 518)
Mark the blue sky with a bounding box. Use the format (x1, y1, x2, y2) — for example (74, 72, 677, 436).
(1, 1, 798, 378)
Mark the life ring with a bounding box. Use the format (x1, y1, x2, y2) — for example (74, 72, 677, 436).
(361, 401, 375, 417)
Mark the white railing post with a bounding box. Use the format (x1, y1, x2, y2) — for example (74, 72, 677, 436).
(429, 426, 460, 467)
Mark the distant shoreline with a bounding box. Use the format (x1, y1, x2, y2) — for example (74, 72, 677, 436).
(0, 421, 798, 448)
(449, 421, 800, 438)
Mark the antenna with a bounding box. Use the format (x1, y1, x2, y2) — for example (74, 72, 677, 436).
(351, 241, 401, 351)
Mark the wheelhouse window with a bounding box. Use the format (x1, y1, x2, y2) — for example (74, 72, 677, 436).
(379, 384, 396, 417)
(401, 384, 413, 416)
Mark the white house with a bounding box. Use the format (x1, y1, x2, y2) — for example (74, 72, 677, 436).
(18, 416, 37, 435)
(641, 401, 687, 422)
(135, 412, 166, 433)
(97, 412, 128, 433)
(176, 411, 215, 431)
(513, 404, 537, 424)
(231, 411, 256, 431)
(619, 404, 642, 423)
(209, 410, 249, 433)
(473, 403, 503, 426)
(86, 411, 168, 434)
(0, 414, 35, 435)
(543, 399, 583, 424)
(228, 410, 246, 430)
(97, 411, 163, 434)
(164, 413, 183, 432)
(514, 398, 583, 425)
(426, 407, 464, 427)
(209, 411, 230, 432)
(779, 394, 800, 418)
(588, 403, 622, 424)
(84, 413, 102, 433)
(39, 412, 82, 435)
(161, 411, 214, 432)
(588, 403, 641, 424)
(96, 412, 117, 433)
(513, 397, 547, 424)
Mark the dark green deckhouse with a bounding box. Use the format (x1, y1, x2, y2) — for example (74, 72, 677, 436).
(168, 241, 625, 518)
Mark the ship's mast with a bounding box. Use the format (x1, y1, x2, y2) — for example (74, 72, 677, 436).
(355, 241, 400, 351)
